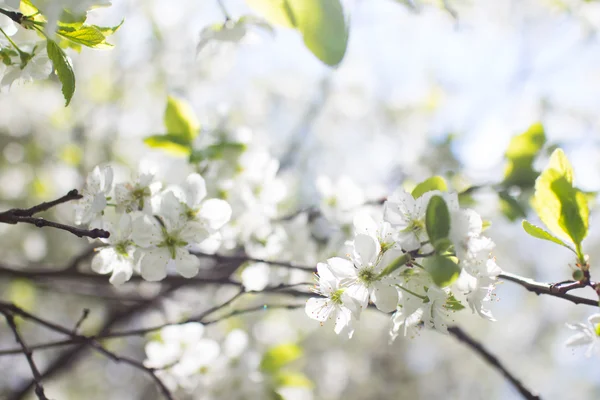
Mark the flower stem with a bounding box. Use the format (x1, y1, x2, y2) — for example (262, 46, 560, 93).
(378, 253, 412, 278)
(396, 284, 428, 301)
(0, 26, 23, 54)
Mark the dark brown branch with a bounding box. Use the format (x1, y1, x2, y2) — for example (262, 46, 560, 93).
(499, 272, 599, 307)
(0, 190, 109, 239)
(0, 283, 312, 355)
(1, 310, 50, 400)
(7, 285, 182, 400)
(8, 189, 82, 217)
(191, 250, 315, 271)
(72, 308, 89, 334)
(448, 326, 541, 400)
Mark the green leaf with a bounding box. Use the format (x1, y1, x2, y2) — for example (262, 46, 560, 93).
(246, 0, 296, 28)
(246, 0, 348, 66)
(522, 220, 575, 253)
(260, 343, 303, 373)
(46, 39, 75, 106)
(503, 122, 546, 188)
(425, 255, 460, 287)
(143, 134, 193, 155)
(164, 96, 200, 142)
(189, 142, 247, 163)
(94, 19, 125, 36)
(531, 148, 589, 251)
(411, 176, 448, 199)
(274, 372, 314, 388)
(57, 25, 110, 48)
(445, 293, 465, 311)
(290, 0, 348, 66)
(425, 195, 451, 252)
(498, 191, 527, 221)
(57, 9, 87, 30)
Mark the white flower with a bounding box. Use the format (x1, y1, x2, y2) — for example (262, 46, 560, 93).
(353, 211, 396, 252)
(331, 234, 400, 313)
(390, 307, 423, 342)
(305, 261, 361, 338)
(383, 189, 432, 251)
(74, 166, 114, 225)
(565, 314, 600, 357)
(449, 208, 483, 259)
(132, 192, 204, 281)
(461, 236, 501, 278)
(317, 175, 365, 225)
(115, 170, 161, 213)
(396, 269, 456, 333)
(144, 323, 220, 391)
(91, 214, 137, 285)
(174, 173, 232, 231)
(384, 189, 458, 251)
(1, 45, 52, 88)
(454, 270, 496, 321)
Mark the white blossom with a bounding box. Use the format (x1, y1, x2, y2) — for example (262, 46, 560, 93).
(91, 214, 137, 285)
(74, 165, 114, 225)
(115, 170, 161, 213)
(565, 314, 600, 357)
(305, 261, 361, 338)
(132, 192, 204, 281)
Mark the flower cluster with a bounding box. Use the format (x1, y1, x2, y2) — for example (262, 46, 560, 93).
(75, 166, 232, 284)
(144, 323, 311, 399)
(305, 188, 502, 339)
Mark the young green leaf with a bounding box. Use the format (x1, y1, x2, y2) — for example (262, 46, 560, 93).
(94, 20, 125, 36)
(143, 134, 193, 155)
(57, 25, 109, 48)
(291, 0, 348, 66)
(246, 0, 296, 28)
(274, 372, 314, 388)
(46, 39, 75, 106)
(164, 96, 200, 142)
(498, 191, 527, 221)
(445, 293, 466, 311)
(425, 255, 461, 287)
(57, 9, 87, 30)
(246, 0, 348, 66)
(522, 220, 576, 253)
(411, 176, 447, 199)
(503, 122, 546, 188)
(260, 343, 303, 373)
(531, 148, 589, 251)
(425, 195, 450, 252)
(189, 142, 247, 163)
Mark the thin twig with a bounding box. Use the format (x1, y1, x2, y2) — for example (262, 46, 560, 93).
(0, 190, 109, 239)
(448, 326, 541, 400)
(191, 250, 315, 272)
(499, 272, 599, 307)
(8, 189, 82, 217)
(72, 309, 89, 334)
(1, 310, 50, 400)
(7, 286, 182, 400)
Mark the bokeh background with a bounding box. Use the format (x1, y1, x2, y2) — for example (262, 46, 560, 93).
(1, 0, 600, 398)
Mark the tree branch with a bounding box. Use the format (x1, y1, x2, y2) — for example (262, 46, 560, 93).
(1, 310, 50, 400)
(7, 285, 182, 400)
(499, 272, 599, 307)
(0, 190, 109, 239)
(448, 326, 541, 400)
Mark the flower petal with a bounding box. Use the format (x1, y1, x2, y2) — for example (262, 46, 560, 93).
(140, 248, 169, 281)
(174, 250, 200, 278)
(183, 173, 207, 208)
(371, 282, 399, 313)
(305, 297, 333, 322)
(198, 198, 232, 230)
